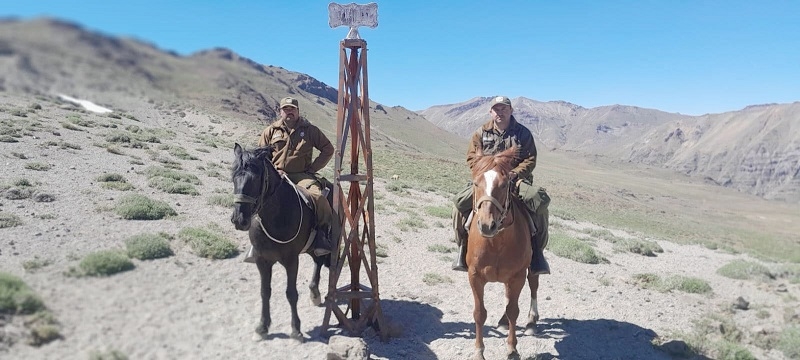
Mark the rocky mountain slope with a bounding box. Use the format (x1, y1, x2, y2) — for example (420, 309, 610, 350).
(421, 97, 800, 202)
(0, 17, 465, 160)
(1, 17, 797, 202)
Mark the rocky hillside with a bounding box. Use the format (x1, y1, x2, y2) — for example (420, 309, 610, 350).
(421, 97, 800, 202)
(2, 17, 797, 202)
(0, 17, 465, 160)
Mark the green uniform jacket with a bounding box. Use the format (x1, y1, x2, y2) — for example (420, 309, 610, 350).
(466, 115, 537, 182)
(258, 117, 334, 174)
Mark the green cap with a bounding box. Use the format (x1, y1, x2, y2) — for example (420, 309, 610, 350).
(489, 96, 512, 107)
(280, 97, 299, 108)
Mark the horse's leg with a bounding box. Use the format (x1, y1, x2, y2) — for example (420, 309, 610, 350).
(524, 271, 540, 336)
(504, 271, 526, 360)
(309, 257, 323, 306)
(284, 257, 304, 342)
(254, 259, 273, 340)
(468, 274, 487, 360)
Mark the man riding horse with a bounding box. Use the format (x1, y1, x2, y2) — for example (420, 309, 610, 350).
(453, 96, 551, 275)
(244, 96, 334, 261)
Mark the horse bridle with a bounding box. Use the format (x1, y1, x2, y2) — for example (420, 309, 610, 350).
(233, 161, 304, 244)
(473, 177, 512, 232)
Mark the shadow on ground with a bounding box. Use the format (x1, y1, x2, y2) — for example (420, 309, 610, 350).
(312, 300, 693, 359)
(535, 317, 683, 360)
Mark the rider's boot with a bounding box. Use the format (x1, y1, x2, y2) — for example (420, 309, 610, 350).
(530, 228, 550, 275)
(451, 210, 469, 272)
(312, 225, 332, 257)
(452, 240, 468, 272)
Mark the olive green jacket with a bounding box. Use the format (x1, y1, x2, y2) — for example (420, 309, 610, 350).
(466, 115, 537, 181)
(258, 117, 334, 174)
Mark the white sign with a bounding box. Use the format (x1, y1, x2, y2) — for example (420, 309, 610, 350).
(328, 2, 378, 39)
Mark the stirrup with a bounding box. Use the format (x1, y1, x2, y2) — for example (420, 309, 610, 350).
(243, 245, 256, 263)
(313, 248, 332, 257)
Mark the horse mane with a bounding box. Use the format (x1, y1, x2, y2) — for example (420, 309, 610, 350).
(471, 147, 518, 177)
(231, 145, 276, 182)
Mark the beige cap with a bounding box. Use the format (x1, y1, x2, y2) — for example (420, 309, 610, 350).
(279, 97, 299, 108)
(489, 96, 512, 107)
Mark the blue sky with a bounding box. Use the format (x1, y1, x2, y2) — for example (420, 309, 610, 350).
(4, 1, 799, 115)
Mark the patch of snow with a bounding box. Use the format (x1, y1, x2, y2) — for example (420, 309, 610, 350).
(57, 94, 113, 113)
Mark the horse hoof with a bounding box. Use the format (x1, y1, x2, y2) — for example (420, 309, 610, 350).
(497, 317, 509, 330)
(310, 291, 322, 306)
(507, 350, 521, 360)
(524, 325, 537, 336)
(291, 332, 305, 343)
(473, 351, 485, 360)
(253, 324, 269, 341)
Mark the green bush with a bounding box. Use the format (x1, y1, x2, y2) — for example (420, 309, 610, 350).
(148, 177, 199, 195)
(179, 227, 238, 259)
(114, 194, 177, 220)
(668, 276, 713, 294)
(207, 194, 235, 207)
(96, 173, 126, 182)
(25, 162, 51, 171)
(14, 178, 33, 187)
(427, 244, 456, 253)
(714, 341, 756, 360)
(716, 260, 772, 280)
(633, 273, 713, 294)
(78, 250, 134, 277)
(779, 326, 800, 359)
(145, 166, 200, 184)
(29, 323, 62, 346)
(612, 238, 664, 256)
(422, 273, 453, 286)
(22, 257, 52, 272)
(0, 212, 23, 228)
(125, 233, 174, 260)
(89, 349, 129, 360)
(424, 205, 452, 219)
(146, 166, 201, 195)
(102, 182, 135, 191)
(0, 272, 45, 314)
(548, 231, 607, 264)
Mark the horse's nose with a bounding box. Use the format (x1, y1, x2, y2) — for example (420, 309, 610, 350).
(478, 220, 498, 237)
(231, 210, 251, 231)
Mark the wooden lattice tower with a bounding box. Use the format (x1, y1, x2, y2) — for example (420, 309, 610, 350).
(320, 36, 387, 341)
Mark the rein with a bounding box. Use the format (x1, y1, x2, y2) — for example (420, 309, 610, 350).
(256, 175, 304, 244)
(233, 162, 305, 244)
(473, 179, 512, 233)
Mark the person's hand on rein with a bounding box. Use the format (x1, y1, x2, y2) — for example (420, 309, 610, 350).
(508, 171, 518, 183)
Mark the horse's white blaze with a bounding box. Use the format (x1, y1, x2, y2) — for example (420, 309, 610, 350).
(482, 170, 498, 203)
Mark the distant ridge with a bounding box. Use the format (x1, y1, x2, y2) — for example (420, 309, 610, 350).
(421, 97, 800, 202)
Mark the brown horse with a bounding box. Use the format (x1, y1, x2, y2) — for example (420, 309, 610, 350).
(467, 147, 533, 360)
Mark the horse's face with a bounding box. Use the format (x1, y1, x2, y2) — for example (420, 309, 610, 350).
(231, 143, 269, 231)
(472, 166, 512, 238)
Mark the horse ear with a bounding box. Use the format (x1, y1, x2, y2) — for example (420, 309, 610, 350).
(234, 143, 242, 157)
(256, 145, 274, 162)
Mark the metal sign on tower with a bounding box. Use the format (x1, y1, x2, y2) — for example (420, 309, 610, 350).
(320, 2, 387, 341)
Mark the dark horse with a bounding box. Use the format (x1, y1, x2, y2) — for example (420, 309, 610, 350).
(230, 143, 329, 341)
(467, 147, 534, 360)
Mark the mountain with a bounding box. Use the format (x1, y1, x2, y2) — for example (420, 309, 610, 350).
(0, 17, 465, 160)
(1, 17, 797, 202)
(421, 97, 800, 202)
